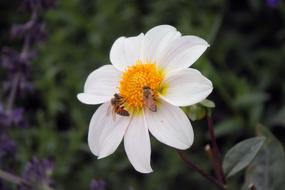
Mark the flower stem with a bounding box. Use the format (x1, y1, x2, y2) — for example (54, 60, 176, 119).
(5, 72, 21, 114)
(177, 150, 225, 190)
(205, 144, 221, 182)
(0, 169, 24, 185)
(207, 112, 226, 185)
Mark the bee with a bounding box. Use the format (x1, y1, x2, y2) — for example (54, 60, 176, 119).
(110, 93, 129, 120)
(143, 86, 157, 112)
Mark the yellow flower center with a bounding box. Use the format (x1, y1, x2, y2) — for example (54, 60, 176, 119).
(119, 61, 164, 111)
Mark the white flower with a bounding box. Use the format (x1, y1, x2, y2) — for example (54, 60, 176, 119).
(77, 25, 213, 173)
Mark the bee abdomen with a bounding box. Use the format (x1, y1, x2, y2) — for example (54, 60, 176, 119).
(117, 109, 130, 116)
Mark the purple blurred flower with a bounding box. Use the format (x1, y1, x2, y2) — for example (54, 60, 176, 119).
(0, 103, 10, 127)
(1, 46, 37, 70)
(0, 133, 17, 158)
(90, 179, 106, 190)
(41, 0, 57, 10)
(0, 0, 56, 177)
(1, 48, 34, 95)
(11, 21, 47, 43)
(0, 107, 17, 156)
(22, 0, 57, 12)
(0, 0, 56, 106)
(10, 108, 28, 128)
(0, 103, 27, 128)
(19, 158, 55, 190)
(3, 77, 34, 97)
(1, 48, 23, 71)
(266, 0, 280, 8)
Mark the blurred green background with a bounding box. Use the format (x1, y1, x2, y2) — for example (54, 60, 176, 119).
(1, 0, 285, 189)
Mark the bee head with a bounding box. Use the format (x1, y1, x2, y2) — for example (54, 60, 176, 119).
(114, 93, 121, 99)
(143, 86, 151, 90)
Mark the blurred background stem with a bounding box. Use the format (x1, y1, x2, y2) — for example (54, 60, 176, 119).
(5, 72, 20, 113)
(0, 169, 23, 185)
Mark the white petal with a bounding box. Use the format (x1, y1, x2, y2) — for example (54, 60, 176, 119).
(110, 33, 144, 71)
(142, 25, 181, 63)
(88, 103, 130, 159)
(161, 68, 213, 106)
(145, 100, 193, 149)
(77, 65, 121, 105)
(158, 36, 209, 72)
(124, 114, 153, 173)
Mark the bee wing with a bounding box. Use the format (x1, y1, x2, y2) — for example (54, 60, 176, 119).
(112, 109, 116, 121)
(143, 95, 157, 112)
(107, 102, 116, 121)
(107, 102, 112, 116)
(143, 91, 150, 104)
(144, 98, 151, 108)
(148, 99, 157, 112)
(106, 103, 110, 115)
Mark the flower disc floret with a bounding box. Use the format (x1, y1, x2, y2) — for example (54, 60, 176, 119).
(119, 61, 164, 110)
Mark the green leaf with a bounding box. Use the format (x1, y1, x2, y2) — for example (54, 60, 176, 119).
(200, 99, 216, 108)
(185, 104, 206, 121)
(243, 125, 285, 190)
(234, 92, 269, 108)
(223, 137, 266, 178)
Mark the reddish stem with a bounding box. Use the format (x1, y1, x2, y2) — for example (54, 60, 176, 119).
(205, 144, 222, 182)
(207, 113, 226, 185)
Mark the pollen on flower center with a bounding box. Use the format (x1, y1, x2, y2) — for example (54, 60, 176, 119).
(119, 61, 164, 111)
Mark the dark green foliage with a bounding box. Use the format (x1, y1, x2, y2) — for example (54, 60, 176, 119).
(1, 0, 285, 189)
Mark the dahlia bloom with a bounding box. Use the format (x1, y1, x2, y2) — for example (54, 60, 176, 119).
(78, 25, 213, 173)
